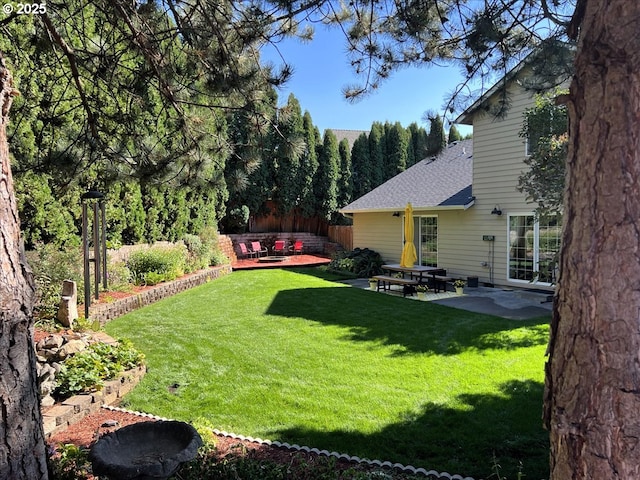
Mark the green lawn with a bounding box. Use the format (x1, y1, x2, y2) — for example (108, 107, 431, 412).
(105, 267, 550, 479)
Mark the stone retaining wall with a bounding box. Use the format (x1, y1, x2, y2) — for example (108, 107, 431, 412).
(89, 264, 231, 325)
(43, 365, 146, 439)
(218, 234, 237, 263)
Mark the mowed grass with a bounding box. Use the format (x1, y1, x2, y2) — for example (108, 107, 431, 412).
(105, 268, 550, 479)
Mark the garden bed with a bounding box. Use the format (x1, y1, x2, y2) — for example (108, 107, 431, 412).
(88, 264, 231, 325)
(48, 407, 443, 480)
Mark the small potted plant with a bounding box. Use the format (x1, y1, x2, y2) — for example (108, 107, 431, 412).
(453, 279, 466, 295)
(416, 284, 428, 299)
(368, 278, 378, 290)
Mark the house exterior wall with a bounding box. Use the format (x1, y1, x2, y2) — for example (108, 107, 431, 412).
(467, 81, 551, 290)
(352, 212, 403, 262)
(350, 80, 554, 291)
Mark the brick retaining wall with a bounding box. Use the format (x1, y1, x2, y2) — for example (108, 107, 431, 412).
(43, 365, 146, 439)
(89, 264, 231, 325)
(218, 234, 237, 263)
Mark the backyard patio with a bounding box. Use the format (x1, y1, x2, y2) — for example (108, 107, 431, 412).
(232, 253, 331, 270)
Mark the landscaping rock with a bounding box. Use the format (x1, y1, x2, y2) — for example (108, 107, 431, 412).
(57, 339, 87, 359)
(57, 280, 79, 328)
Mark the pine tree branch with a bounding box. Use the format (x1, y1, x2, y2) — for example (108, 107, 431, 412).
(109, 1, 184, 115)
(39, 13, 99, 139)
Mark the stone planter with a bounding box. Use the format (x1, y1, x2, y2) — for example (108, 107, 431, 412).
(455, 287, 464, 295)
(369, 281, 378, 290)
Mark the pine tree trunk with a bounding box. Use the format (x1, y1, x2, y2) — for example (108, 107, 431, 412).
(545, 1, 640, 478)
(0, 56, 49, 479)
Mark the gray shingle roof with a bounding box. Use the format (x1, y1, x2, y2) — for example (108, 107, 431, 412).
(340, 139, 474, 213)
(328, 129, 369, 150)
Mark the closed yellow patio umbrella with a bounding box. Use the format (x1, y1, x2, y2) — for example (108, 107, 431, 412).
(400, 202, 417, 267)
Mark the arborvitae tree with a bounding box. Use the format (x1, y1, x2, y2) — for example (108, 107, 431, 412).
(273, 93, 305, 216)
(407, 122, 428, 165)
(118, 182, 145, 245)
(298, 111, 320, 218)
(351, 132, 372, 199)
(368, 122, 385, 187)
(223, 87, 278, 231)
(448, 124, 463, 144)
(337, 138, 353, 212)
(381, 121, 394, 180)
(142, 184, 166, 243)
(385, 122, 409, 178)
(315, 130, 340, 220)
(164, 188, 189, 242)
(14, 172, 78, 249)
(425, 114, 446, 157)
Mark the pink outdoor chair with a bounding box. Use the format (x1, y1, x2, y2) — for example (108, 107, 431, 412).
(251, 241, 268, 257)
(238, 242, 254, 259)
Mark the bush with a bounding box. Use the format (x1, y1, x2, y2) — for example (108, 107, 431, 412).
(183, 234, 210, 272)
(25, 243, 84, 322)
(126, 245, 186, 285)
(328, 248, 384, 278)
(106, 260, 132, 291)
(54, 340, 144, 399)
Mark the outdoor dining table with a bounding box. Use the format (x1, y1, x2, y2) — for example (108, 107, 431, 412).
(381, 264, 447, 285)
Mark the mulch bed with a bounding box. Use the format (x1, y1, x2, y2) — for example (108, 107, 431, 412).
(47, 406, 405, 479)
(48, 407, 306, 464)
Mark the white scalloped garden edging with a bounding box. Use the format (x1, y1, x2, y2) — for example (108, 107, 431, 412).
(102, 406, 476, 480)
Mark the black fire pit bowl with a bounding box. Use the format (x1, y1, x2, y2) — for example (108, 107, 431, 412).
(89, 420, 203, 480)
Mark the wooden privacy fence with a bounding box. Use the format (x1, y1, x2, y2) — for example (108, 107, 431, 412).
(328, 225, 353, 251)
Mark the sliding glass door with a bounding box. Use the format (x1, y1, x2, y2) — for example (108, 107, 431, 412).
(402, 215, 438, 266)
(508, 214, 561, 285)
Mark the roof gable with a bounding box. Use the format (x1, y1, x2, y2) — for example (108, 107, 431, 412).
(340, 139, 473, 213)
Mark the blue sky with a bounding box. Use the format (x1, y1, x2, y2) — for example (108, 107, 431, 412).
(260, 26, 473, 137)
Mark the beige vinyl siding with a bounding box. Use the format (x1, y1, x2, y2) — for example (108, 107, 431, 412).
(465, 81, 553, 290)
(430, 82, 552, 290)
(352, 212, 403, 263)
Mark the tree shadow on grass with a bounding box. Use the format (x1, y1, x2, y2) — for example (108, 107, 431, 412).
(266, 379, 549, 480)
(266, 286, 549, 356)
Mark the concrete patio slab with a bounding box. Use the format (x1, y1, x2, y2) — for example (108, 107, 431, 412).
(342, 279, 553, 320)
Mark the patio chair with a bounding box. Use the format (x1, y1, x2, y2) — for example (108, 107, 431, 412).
(251, 241, 268, 258)
(238, 242, 254, 259)
(273, 240, 287, 255)
(289, 240, 303, 255)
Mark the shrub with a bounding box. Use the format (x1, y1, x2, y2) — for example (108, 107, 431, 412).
(183, 234, 210, 272)
(106, 260, 132, 291)
(210, 249, 229, 266)
(25, 243, 84, 322)
(143, 271, 165, 286)
(47, 443, 91, 480)
(126, 245, 186, 285)
(328, 248, 384, 278)
(54, 340, 144, 399)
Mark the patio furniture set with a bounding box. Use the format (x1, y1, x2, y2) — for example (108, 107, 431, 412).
(372, 264, 453, 297)
(238, 240, 304, 260)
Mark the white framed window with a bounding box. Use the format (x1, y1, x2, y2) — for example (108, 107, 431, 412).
(420, 216, 438, 267)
